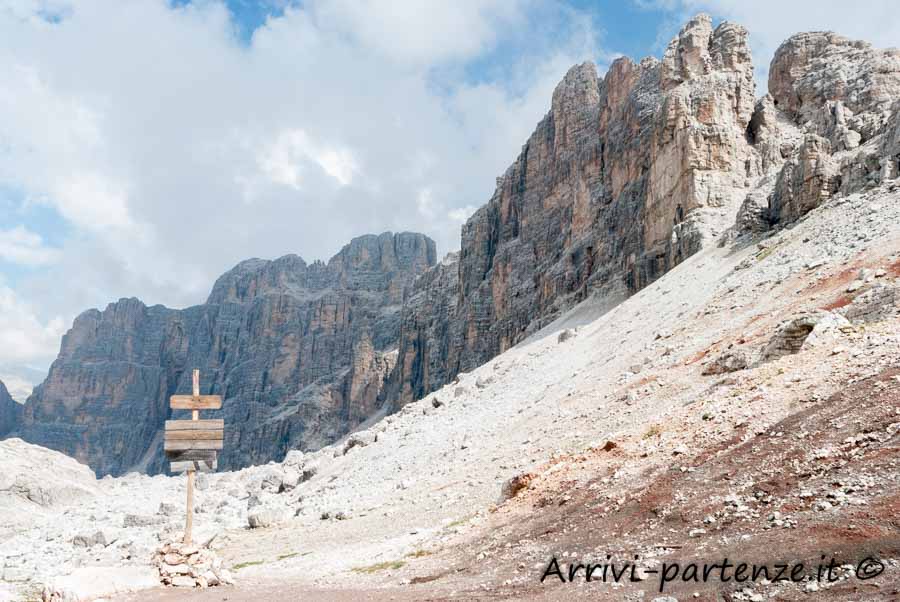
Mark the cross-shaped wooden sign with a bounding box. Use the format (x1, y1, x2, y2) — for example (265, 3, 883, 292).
(164, 369, 224, 545)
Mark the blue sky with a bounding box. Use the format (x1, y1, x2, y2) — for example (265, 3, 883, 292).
(2, 0, 900, 401)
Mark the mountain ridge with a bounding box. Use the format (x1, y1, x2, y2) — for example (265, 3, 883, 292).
(5, 13, 900, 478)
(10, 231, 435, 475)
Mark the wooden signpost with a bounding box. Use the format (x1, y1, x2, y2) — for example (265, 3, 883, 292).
(164, 369, 224, 545)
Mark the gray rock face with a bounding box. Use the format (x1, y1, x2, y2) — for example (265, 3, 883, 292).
(13, 232, 435, 475)
(0, 437, 98, 539)
(8, 15, 900, 476)
(0, 379, 20, 436)
(762, 31, 900, 224)
(389, 15, 758, 405)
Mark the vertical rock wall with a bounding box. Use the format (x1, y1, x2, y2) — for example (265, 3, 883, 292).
(13, 232, 435, 475)
(389, 15, 758, 405)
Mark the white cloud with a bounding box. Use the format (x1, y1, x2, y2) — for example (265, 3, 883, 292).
(257, 129, 359, 190)
(415, 188, 437, 219)
(52, 172, 133, 231)
(0, 373, 35, 403)
(0, 226, 60, 266)
(0, 283, 65, 366)
(307, 0, 527, 65)
(0, 0, 605, 391)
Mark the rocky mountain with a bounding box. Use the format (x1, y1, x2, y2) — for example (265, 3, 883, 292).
(7, 14, 900, 478)
(741, 30, 900, 228)
(388, 15, 759, 404)
(387, 17, 900, 406)
(0, 379, 20, 437)
(3, 14, 900, 600)
(11, 232, 435, 475)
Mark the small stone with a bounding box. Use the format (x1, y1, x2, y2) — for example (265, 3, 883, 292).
(475, 375, 494, 389)
(248, 508, 286, 529)
(499, 473, 534, 502)
(171, 575, 196, 588)
(164, 564, 192, 576)
(123, 514, 160, 528)
(283, 449, 305, 468)
(702, 350, 750, 375)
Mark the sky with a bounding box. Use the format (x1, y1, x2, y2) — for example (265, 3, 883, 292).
(1, 0, 899, 401)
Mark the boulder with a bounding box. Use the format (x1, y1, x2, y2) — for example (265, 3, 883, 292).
(499, 473, 535, 503)
(702, 350, 751, 375)
(762, 311, 849, 360)
(342, 432, 374, 455)
(248, 508, 289, 529)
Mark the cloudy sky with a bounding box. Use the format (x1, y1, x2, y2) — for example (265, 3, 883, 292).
(2, 0, 899, 400)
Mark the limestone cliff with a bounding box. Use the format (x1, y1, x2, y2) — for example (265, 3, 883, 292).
(0, 379, 20, 437)
(13, 232, 435, 475)
(10, 14, 900, 475)
(741, 31, 900, 228)
(389, 15, 759, 405)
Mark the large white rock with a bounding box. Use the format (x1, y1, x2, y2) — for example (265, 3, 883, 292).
(0, 439, 97, 506)
(41, 566, 159, 602)
(0, 439, 98, 538)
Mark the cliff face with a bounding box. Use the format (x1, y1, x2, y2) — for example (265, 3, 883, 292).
(389, 15, 759, 404)
(735, 31, 900, 231)
(0, 380, 20, 437)
(12, 15, 900, 475)
(14, 232, 435, 475)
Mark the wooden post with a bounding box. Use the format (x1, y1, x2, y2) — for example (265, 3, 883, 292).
(192, 369, 200, 421)
(184, 368, 200, 546)
(165, 369, 223, 543)
(185, 467, 194, 546)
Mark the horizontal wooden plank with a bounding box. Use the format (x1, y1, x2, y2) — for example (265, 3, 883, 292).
(170, 459, 217, 473)
(164, 430, 223, 441)
(170, 395, 222, 410)
(166, 449, 217, 462)
(164, 439, 224, 452)
(165, 419, 224, 431)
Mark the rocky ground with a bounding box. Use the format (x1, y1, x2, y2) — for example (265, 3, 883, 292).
(5, 14, 900, 600)
(2, 182, 899, 601)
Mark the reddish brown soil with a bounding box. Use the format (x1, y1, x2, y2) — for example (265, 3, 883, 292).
(418, 368, 900, 600)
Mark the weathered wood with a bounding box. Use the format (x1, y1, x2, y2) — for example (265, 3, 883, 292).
(191, 369, 200, 421)
(185, 469, 194, 546)
(170, 459, 217, 473)
(164, 439, 224, 452)
(164, 430, 223, 441)
(166, 449, 217, 462)
(165, 419, 224, 431)
(169, 395, 222, 410)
